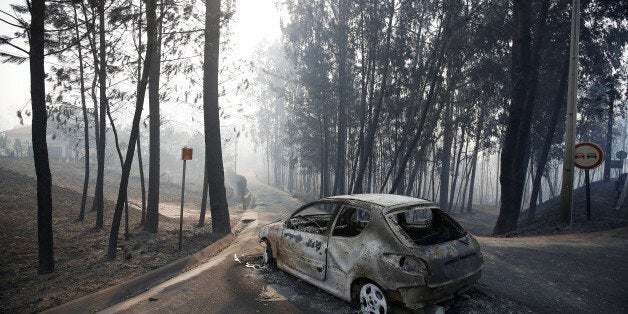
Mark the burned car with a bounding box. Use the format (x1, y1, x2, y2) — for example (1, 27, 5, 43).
(259, 194, 483, 313)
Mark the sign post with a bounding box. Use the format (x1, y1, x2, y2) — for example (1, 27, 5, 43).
(574, 142, 603, 221)
(559, 0, 581, 225)
(179, 147, 193, 252)
(616, 151, 627, 210)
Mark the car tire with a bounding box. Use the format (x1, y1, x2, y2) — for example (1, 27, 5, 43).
(262, 239, 276, 266)
(354, 282, 388, 314)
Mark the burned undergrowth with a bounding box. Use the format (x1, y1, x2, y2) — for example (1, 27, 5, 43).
(0, 159, 243, 312)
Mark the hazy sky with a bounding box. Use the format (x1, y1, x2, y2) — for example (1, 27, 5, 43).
(0, 0, 283, 133)
(0, 0, 30, 131)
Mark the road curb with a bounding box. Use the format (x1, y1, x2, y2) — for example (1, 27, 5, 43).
(43, 217, 250, 314)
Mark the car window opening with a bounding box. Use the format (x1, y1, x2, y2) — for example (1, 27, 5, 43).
(287, 203, 340, 235)
(332, 207, 371, 237)
(389, 207, 465, 245)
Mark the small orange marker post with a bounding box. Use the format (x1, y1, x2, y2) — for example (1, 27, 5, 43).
(179, 147, 193, 252)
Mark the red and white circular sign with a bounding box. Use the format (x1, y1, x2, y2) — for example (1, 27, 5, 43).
(574, 142, 604, 170)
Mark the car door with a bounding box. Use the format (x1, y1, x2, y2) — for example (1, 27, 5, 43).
(326, 205, 373, 275)
(279, 201, 340, 281)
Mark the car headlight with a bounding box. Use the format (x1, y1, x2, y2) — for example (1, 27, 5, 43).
(382, 253, 428, 275)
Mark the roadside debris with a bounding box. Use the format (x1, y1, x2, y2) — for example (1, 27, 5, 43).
(233, 253, 265, 269)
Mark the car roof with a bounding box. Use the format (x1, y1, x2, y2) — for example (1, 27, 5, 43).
(325, 194, 435, 212)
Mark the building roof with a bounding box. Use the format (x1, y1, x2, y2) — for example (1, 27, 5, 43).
(2, 125, 31, 135)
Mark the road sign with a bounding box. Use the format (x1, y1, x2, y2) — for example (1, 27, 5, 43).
(574, 142, 603, 170)
(610, 160, 623, 169)
(180, 147, 192, 252)
(617, 151, 627, 160)
(182, 147, 193, 160)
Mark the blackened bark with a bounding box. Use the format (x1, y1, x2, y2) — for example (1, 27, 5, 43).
(439, 103, 453, 210)
(528, 56, 569, 222)
(603, 77, 616, 182)
(388, 40, 447, 194)
(348, 22, 371, 194)
(145, 1, 163, 233)
(137, 135, 147, 224)
(81, 3, 99, 215)
(459, 156, 472, 213)
(108, 0, 156, 259)
(466, 107, 486, 212)
(320, 116, 330, 198)
(198, 164, 209, 226)
(448, 128, 465, 212)
(106, 102, 130, 240)
(74, 3, 89, 221)
(333, 0, 348, 195)
(404, 146, 427, 196)
(204, 0, 231, 235)
(494, 0, 549, 235)
(353, 0, 394, 194)
(136, 1, 147, 225)
(31, 0, 55, 274)
(93, 0, 107, 229)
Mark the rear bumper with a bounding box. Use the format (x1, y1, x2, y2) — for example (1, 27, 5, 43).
(388, 269, 482, 309)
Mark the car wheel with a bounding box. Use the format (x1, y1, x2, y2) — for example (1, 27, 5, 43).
(357, 282, 387, 314)
(262, 239, 275, 265)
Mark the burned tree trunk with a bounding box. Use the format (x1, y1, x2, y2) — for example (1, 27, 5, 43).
(31, 0, 55, 274)
(353, 0, 395, 194)
(145, 2, 163, 233)
(203, 0, 231, 235)
(466, 107, 486, 212)
(528, 56, 569, 223)
(108, 0, 156, 259)
(93, 0, 108, 229)
(73, 2, 89, 222)
(494, 0, 549, 235)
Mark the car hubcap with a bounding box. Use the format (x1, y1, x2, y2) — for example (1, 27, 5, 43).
(359, 283, 387, 314)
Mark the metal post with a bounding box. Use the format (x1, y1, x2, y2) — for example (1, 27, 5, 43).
(585, 169, 591, 221)
(179, 159, 186, 252)
(559, 0, 580, 225)
(234, 134, 238, 174)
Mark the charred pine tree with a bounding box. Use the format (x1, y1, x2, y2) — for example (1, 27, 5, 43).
(528, 56, 569, 222)
(73, 2, 89, 222)
(92, 0, 108, 229)
(105, 102, 130, 240)
(494, 0, 549, 235)
(30, 0, 55, 274)
(465, 106, 486, 213)
(108, 0, 156, 259)
(602, 75, 618, 183)
(198, 164, 209, 226)
(353, 0, 394, 194)
(333, 0, 349, 195)
(203, 0, 231, 235)
(136, 0, 147, 224)
(145, 1, 163, 233)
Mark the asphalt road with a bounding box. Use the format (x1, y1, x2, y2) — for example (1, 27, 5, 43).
(101, 177, 628, 313)
(102, 176, 352, 314)
(477, 229, 628, 313)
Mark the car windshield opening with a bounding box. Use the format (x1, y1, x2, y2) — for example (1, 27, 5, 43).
(288, 203, 340, 235)
(387, 206, 465, 245)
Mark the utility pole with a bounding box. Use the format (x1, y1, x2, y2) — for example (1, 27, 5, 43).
(559, 0, 580, 224)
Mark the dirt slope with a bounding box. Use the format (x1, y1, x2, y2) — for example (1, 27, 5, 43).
(0, 158, 242, 312)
